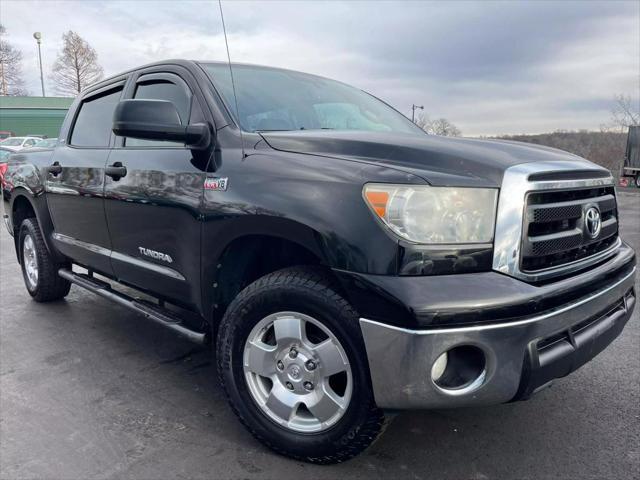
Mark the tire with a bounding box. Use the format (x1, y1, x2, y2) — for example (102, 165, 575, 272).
(216, 266, 385, 464)
(18, 218, 71, 302)
(635, 175, 640, 188)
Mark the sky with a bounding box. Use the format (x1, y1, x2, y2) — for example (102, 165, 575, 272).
(1, 0, 638, 136)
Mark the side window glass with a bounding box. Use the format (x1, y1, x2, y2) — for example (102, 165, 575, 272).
(125, 79, 191, 147)
(70, 87, 123, 147)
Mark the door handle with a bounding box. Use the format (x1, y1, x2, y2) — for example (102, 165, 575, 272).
(48, 161, 62, 176)
(105, 162, 127, 180)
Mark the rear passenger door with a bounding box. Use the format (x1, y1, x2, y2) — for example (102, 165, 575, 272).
(46, 83, 125, 275)
(104, 69, 209, 309)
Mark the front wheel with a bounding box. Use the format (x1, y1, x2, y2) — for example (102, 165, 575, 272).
(216, 267, 385, 464)
(635, 175, 640, 188)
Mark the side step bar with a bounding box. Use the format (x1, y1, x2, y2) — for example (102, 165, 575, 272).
(58, 269, 207, 344)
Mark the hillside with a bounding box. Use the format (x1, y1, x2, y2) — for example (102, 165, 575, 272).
(493, 131, 627, 174)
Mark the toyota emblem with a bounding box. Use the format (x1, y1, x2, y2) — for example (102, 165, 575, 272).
(584, 206, 601, 239)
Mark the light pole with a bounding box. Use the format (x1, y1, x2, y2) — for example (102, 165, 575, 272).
(33, 32, 45, 97)
(411, 104, 424, 123)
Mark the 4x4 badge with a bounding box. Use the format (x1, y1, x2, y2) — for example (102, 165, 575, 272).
(204, 177, 228, 191)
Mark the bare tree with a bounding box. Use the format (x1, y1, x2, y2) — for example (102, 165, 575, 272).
(601, 94, 640, 133)
(0, 24, 27, 96)
(51, 31, 103, 96)
(496, 130, 627, 174)
(430, 118, 462, 137)
(415, 113, 462, 137)
(414, 113, 431, 131)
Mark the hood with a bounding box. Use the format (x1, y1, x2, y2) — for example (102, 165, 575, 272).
(259, 130, 597, 187)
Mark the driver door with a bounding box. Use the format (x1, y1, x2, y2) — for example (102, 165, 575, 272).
(103, 69, 210, 308)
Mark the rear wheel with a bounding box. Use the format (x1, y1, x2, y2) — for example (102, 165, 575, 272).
(635, 174, 640, 188)
(216, 267, 384, 464)
(19, 218, 71, 302)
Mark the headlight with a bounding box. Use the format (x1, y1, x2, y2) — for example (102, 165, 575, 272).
(363, 184, 498, 244)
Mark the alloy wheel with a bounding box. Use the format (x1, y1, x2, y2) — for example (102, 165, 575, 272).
(22, 234, 38, 289)
(243, 311, 353, 433)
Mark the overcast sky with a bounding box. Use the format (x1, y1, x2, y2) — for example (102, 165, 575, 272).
(2, 0, 639, 136)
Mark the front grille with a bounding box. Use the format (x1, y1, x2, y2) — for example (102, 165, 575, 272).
(521, 186, 618, 272)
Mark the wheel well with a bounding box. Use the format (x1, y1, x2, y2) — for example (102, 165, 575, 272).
(12, 196, 37, 261)
(211, 235, 330, 325)
(12, 196, 37, 234)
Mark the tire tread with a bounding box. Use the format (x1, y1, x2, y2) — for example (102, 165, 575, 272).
(19, 218, 70, 302)
(216, 266, 385, 464)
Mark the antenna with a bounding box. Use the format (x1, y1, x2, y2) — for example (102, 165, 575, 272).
(218, 0, 245, 158)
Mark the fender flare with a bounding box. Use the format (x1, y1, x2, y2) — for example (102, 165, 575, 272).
(200, 216, 337, 317)
(9, 188, 67, 264)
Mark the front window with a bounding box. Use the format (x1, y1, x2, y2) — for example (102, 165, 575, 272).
(125, 76, 191, 147)
(200, 63, 424, 135)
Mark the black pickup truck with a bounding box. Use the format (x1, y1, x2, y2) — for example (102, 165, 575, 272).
(2, 60, 636, 464)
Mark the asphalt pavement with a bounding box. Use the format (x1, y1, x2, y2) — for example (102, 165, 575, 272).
(1, 192, 639, 480)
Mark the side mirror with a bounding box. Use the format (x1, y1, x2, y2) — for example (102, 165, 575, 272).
(112, 99, 211, 149)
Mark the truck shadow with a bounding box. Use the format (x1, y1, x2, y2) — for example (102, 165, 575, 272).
(3, 254, 637, 479)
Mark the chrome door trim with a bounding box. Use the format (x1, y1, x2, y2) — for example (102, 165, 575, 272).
(493, 161, 616, 282)
(52, 232, 111, 256)
(110, 251, 185, 281)
(52, 232, 185, 281)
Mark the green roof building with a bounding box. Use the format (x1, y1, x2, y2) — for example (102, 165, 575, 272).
(0, 96, 74, 138)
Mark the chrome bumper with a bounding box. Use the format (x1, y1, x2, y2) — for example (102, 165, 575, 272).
(359, 267, 636, 410)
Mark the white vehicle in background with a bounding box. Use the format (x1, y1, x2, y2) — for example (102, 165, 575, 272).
(0, 137, 41, 152)
(27, 138, 58, 149)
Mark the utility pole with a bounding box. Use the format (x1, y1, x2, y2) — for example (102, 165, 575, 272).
(411, 104, 424, 123)
(33, 32, 45, 96)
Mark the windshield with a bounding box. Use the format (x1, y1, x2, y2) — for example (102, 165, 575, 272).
(1, 138, 23, 146)
(200, 63, 424, 135)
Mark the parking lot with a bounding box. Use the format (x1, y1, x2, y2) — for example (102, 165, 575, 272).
(1, 192, 638, 480)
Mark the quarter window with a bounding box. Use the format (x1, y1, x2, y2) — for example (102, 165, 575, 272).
(70, 87, 123, 147)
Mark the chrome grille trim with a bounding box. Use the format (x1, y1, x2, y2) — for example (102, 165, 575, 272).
(493, 161, 617, 282)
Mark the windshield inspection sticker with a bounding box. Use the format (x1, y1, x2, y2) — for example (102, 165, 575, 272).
(204, 177, 229, 191)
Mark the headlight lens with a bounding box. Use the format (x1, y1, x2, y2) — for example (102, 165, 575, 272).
(363, 184, 498, 244)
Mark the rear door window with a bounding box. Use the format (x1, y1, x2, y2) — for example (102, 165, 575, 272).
(70, 87, 123, 147)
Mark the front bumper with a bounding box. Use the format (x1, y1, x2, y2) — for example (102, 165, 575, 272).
(359, 265, 636, 410)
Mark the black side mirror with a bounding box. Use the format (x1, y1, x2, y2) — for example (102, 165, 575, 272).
(112, 99, 211, 149)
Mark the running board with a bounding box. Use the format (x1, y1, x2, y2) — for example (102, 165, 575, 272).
(58, 269, 206, 344)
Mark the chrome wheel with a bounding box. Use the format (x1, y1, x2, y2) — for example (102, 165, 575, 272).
(22, 234, 38, 289)
(243, 311, 353, 433)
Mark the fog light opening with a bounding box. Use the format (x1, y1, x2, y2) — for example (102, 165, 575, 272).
(431, 345, 486, 394)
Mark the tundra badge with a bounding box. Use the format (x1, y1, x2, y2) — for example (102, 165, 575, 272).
(138, 247, 173, 264)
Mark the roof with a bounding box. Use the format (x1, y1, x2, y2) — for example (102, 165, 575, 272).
(89, 59, 332, 93)
(0, 96, 74, 110)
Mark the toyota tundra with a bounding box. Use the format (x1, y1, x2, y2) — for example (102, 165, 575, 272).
(2, 60, 636, 463)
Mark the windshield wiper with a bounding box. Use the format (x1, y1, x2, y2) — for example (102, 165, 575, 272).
(256, 127, 335, 132)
